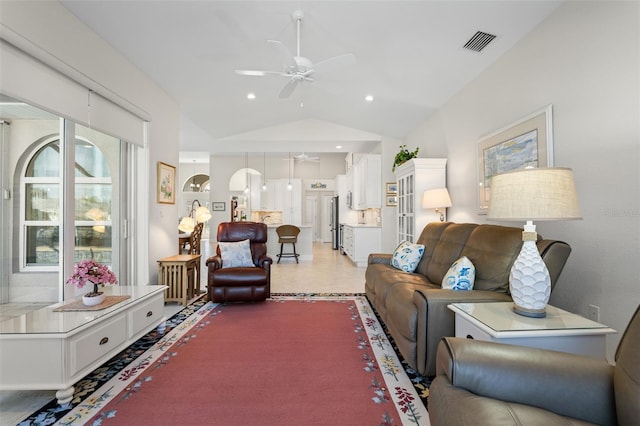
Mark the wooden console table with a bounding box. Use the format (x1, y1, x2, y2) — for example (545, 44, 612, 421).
(0, 285, 166, 405)
(158, 254, 201, 305)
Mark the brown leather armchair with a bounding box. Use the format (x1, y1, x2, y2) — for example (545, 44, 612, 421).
(206, 221, 272, 303)
(429, 304, 640, 425)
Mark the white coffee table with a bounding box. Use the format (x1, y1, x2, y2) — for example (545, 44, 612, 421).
(448, 302, 616, 358)
(0, 285, 167, 404)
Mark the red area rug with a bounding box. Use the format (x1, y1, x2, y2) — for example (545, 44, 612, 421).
(64, 296, 427, 425)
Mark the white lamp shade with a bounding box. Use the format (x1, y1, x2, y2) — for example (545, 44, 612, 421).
(422, 188, 452, 209)
(195, 206, 212, 223)
(178, 216, 195, 233)
(487, 167, 581, 221)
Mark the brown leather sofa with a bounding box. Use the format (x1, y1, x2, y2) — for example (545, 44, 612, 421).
(429, 305, 640, 425)
(365, 222, 571, 377)
(206, 221, 272, 303)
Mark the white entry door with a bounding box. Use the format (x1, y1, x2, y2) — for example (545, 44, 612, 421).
(304, 196, 318, 241)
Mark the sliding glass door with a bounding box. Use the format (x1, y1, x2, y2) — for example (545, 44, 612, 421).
(0, 94, 130, 304)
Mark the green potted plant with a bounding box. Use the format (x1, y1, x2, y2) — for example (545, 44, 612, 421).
(392, 145, 420, 172)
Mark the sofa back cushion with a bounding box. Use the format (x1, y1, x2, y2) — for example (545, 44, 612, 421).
(460, 225, 524, 292)
(415, 222, 525, 293)
(416, 223, 477, 284)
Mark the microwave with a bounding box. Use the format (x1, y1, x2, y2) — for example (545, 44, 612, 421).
(346, 191, 353, 209)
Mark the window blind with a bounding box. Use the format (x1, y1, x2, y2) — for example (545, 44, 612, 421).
(0, 35, 149, 147)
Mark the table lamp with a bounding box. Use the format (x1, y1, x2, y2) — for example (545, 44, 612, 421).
(487, 167, 581, 318)
(422, 188, 452, 222)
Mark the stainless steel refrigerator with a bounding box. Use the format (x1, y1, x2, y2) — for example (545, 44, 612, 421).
(330, 195, 339, 250)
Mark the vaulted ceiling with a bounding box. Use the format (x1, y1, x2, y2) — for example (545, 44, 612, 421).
(61, 1, 562, 154)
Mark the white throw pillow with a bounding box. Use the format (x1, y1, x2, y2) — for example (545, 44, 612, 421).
(391, 241, 425, 273)
(442, 256, 475, 290)
(219, 239, 254, 268)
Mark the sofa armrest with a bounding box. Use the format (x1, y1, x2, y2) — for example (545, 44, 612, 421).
(435, 337, 617, 425)
(368, 253, 392, 264)
(258, 254, 272, 270)
(537, 239, 571, 292)
(206, 255, 222, 270)
(412, 288, 512, 376)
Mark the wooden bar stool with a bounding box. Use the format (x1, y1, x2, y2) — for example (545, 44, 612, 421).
(276, 225, 300, 264)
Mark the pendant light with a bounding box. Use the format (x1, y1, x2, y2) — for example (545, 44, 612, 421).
(287, 152, 293, 191)
(189, 160, 200, 191)
(244, 152, 250, 194)
(262, 152, 267, 191)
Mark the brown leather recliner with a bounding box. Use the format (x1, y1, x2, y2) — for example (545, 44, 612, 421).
(206, 222, 272, 303)
(429, 304, 640, 425)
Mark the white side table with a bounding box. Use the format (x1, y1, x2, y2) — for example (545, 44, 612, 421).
(448, 302, 616, 359)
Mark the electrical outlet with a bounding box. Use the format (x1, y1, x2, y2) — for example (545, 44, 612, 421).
(588, 304, 600, 322)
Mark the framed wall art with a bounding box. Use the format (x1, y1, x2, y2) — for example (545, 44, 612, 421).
(157, 161, 176, 204)
(386, 182, 398, 195)
(386, 195, 398, 207)
(477, 105, 554, 213)
(212, 202, 225, 211)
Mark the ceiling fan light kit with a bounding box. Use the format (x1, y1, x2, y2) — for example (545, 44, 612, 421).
(235, 10, 356, 101)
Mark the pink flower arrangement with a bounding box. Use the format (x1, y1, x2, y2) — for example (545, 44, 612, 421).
(66, 260, 117, 295)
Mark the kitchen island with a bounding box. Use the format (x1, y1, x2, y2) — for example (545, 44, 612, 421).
(266, 224, 313, 262)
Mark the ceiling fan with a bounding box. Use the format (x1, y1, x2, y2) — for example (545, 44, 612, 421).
(235, 10, 356, 99)
(293, 152, 320, 163)
(283, 152, 320, 163)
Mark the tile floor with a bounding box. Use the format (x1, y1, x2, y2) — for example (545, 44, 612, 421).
(0, 241, 366, 425)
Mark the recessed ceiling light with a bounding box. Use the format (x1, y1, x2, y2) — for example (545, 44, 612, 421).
(365, 95, 374, 102)
(247, 93, 256, 100)
(336, 145, 343, 149)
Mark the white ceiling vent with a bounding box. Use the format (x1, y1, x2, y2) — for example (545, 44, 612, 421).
(463, 31, 497, 52)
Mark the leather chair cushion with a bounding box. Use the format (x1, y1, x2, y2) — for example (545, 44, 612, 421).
(211, 267, 268, 287)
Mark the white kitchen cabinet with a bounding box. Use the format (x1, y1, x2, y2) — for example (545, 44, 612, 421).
(352, 154, 381, 210)
(261, 180, 277, 210)
(395, 158, 447, 244)
(259, 179, 302, 225)
(343, 225, 381, 267)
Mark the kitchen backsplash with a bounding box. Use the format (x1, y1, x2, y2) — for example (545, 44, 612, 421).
(359, 208, 381, 225)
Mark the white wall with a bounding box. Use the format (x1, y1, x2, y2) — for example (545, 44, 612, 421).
(1, 1, 181, 284)
(405, 1, 639, 360)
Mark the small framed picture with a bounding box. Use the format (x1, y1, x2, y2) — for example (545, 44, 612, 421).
(157, 162, 176, 204)
(212, 202, 225, 211)
(386, 195, 398, 207)
(386, 182, 398, 194)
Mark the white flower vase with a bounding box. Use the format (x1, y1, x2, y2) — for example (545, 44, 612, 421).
(83, 292, 105, 306)
(83, 283, 106, 306)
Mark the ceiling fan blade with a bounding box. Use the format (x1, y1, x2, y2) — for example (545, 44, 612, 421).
(235, 69, 283, 77)
(278, 78, 299, 99)
(267, 40, 297, 72)
(313, 53, 356, 74)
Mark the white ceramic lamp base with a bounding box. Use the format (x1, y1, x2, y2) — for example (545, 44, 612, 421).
(509, 222, 551, 318)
